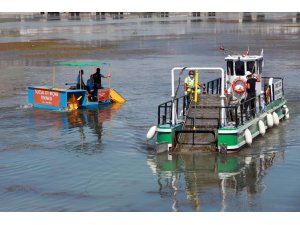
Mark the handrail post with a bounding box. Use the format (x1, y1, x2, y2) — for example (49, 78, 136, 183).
(240, 103, 244, 125)
(235, 106, 238, 127)
(170, 102, 172, 125)
(176, 99, 179, 116)
(272, 83, 275, 102)
(282, 78, 284, 97)
(164, 102, 167, 123)
(207, 82, 210, 94)
(158, 106, 160, 125)
(258, 95, 261, 113)
(183, 95, 186, 116)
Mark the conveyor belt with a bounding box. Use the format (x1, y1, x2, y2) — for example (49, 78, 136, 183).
(175, 94, 221, 152)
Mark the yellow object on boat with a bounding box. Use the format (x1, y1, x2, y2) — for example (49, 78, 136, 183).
(110, 88, 126, 103)
(68, 94, 79, 110)
(194, 70, 199, 103)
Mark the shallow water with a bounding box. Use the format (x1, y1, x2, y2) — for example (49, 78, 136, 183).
(0, 18, 300, 211)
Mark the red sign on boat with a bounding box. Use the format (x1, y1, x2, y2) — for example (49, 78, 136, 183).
(98, 89, 110, 102)
(34, 88, 61, 106)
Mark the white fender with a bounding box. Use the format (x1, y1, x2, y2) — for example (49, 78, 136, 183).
(146, 125, 157, 140)
(273, 112, 279, 126)
(283, 105, 290, 120)
(267, 113, 274, 128)
(245, 129, 252, 145)
(245, 156, 252, 165)
(258, 120, 266, 136)
(285, 113, 290, 119)
(283, 106, 289, 119)
(285, 108, 289, 114)
(286, 108, 289, 114)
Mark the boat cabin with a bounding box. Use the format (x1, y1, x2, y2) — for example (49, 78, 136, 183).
(225, 55, 263, 76)
(225, 55, 263, 98)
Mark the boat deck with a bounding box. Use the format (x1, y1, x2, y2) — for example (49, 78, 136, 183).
(175, 94, 221, 152)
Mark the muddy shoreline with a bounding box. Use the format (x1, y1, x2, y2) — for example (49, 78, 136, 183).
(0, 38, 116, 59)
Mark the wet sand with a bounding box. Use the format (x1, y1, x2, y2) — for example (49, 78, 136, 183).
(0, 38, 115, 58)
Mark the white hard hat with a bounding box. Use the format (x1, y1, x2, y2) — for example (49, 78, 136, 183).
(245, 71, 252, 77)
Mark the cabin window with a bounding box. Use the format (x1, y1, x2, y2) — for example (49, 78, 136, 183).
(246, 61, 256, 73)
(227, 61, 233, 75)
(235, 61, 245, 76)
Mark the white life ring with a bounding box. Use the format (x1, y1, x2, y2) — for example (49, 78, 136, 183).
(146, 125, 157, 140)
(273, 112, 279, 126)
(245, 129, 252, 145)
(267, 113, 274, 128)
(258, 120, 266, 136)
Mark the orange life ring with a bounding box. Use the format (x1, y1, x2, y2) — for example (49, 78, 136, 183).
(232, 77, 247, 93)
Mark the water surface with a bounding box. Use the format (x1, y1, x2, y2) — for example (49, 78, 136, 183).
(0, 18, 300, 211)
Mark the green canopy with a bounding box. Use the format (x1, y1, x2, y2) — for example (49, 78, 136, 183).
(55, 61, 111, 66)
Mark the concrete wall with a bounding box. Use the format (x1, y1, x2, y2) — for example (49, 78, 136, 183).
(0, 12, 299, 23)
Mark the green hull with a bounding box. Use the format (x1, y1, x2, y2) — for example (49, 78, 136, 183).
(218, 98, 287, 153)
(156, 123, 183, 152)
(156, 98, 288, 153)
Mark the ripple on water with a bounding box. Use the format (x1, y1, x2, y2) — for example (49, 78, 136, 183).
(5, 184, 38, 193)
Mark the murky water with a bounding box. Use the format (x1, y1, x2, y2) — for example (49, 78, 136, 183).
(0, 18, 300, 211)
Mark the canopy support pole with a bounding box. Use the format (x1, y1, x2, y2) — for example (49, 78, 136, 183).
(52, 67, 56, 87)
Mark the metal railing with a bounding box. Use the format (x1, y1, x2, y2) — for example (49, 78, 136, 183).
(158, 95, 186, 125)
(206, 77, 222, 94)
(158, 92, 264, 128)
(223, 93, 271, 128)
(220, 76, 285, 127)
(261, 76, 284, 103)
(158, 76, 284, 128)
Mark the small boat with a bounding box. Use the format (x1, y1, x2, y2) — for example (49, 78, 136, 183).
(147, 48, 289, 154)
(28, 61, 126, 111)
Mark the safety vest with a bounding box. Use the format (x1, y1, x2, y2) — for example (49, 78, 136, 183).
(185, 76, 195, 88)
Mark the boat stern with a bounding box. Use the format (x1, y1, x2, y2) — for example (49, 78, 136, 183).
(28, 86, 87, 111)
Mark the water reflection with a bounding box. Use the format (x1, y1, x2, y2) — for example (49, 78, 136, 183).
(218, 152, 284, 211)
(147, 150, 284, 211)
(29, 103, 122, 151)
